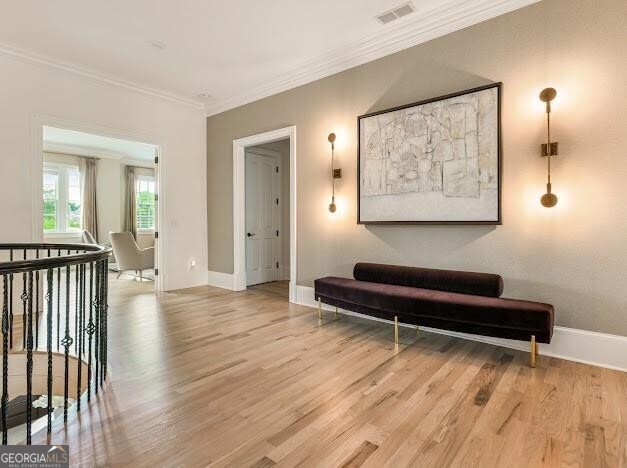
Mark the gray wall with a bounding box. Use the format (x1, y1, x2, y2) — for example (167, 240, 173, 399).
(207, 0, 627, 335)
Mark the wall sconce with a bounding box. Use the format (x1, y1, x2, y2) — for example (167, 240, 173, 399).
(328, 132, 342, 213)
(539, 87, 559, 208)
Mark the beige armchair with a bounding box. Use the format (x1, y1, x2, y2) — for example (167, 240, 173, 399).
(109, 232, 154, 281)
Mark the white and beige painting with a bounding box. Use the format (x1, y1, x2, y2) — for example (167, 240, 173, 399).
(359, 86, 499, 222)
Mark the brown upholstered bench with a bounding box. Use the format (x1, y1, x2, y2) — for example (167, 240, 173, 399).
(314, 263, 554, 367)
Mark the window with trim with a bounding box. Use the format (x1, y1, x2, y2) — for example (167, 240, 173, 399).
(43, 164, 82, 234)
(136, 175, 156, 231)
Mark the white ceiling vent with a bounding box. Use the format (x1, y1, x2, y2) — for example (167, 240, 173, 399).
(376, 2, 416, 25)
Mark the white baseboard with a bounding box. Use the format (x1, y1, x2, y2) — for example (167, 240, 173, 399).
(207, 271, 235, 290)
(294, 285, 627, 372)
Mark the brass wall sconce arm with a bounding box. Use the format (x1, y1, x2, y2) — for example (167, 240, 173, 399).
(539, 87, 559, 208)
(328, 132, 342, 213)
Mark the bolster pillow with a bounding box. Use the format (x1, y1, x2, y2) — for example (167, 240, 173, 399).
(353, 263, 504, 298)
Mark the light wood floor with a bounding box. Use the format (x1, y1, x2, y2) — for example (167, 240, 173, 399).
(31, 277, 626, 467)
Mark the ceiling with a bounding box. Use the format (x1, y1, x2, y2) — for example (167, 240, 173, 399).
(1, 0, 538, 116)
(43, 127, 157, 162)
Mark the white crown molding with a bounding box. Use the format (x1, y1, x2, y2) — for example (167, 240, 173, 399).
(43, 141, 125, 160)
(0, 42, 205, 112)
(205, 0, 540, 116)
(294, 285, 627, 372)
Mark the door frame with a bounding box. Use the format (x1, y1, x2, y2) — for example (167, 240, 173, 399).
(30, 113, 166, 292)
(233, 126, 296, 302)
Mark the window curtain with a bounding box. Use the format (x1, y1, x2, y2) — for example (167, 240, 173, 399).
(81, 158, 99, 242)
(124, 166, 137, 240)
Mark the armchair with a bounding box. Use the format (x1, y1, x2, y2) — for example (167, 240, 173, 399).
(109, 231, 154, 281)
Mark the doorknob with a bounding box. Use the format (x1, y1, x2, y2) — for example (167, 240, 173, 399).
(247, 232, 255, 237)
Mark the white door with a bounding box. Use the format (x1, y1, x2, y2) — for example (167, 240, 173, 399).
(245, 150, 280, 286)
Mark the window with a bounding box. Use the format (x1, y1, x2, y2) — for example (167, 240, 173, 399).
(68, 169, 81, 229)
(136, 175, 156, 230)
(43, 171, 58, 231)
(42, 164, 81, 233)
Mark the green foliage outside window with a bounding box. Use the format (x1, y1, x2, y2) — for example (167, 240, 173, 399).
(43, 181, 57, 231)
(136, 190, 155, 229)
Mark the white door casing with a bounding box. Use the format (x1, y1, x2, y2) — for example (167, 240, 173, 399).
(245, 150, 281, 286)
(233, 125, 296, 302)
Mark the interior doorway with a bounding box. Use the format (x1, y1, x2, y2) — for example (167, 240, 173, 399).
(232, 126, 296, 302)
(245, 142, 290, 291)
(38, 125, 161, 292)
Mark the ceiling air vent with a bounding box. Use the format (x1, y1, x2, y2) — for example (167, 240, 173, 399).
(376, 2, 416, 25)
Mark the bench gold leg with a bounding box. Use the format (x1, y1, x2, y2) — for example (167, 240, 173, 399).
(530, 335, 537, 368)
(335, 306, 338, 320)
(394, 316, 399, 345)
(318, 298, 322, 321)
(416, 325, 420, 336)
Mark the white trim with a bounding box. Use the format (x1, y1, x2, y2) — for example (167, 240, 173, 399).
(205, 0, 540, 116)
(31, 114, 167, 292)
(294, 285, 627, 372)
(207, 271, 235, 290)
(0, 42, 204, 111)
(43, 141, 126, 160)
(233, 126, 297, 303)
(44, 142, 157, 167)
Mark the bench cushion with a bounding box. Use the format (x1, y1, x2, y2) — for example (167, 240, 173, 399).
(354, 262, 504, 298)
(314, 276, 554, 343)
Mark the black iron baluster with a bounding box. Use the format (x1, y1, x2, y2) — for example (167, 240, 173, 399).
(103, 258, 108, 381)
(21, 249, 27, 349)
(76, 264, 84, 412)
(2, 274, 9, 444)
(57, 249, 61, 351)
(46, 269, 53, 434)
(99, 259, 106, 387)
(26, 271, 33, 444)
(87, 262, 94, 402)
(35, 250, 40, 349)
(9, 250, 13, 350)
(62, 266, 71, 422)
(74, 262, 79, 355)
(94, 261, 100, 394)
(81, 263, 86, 357)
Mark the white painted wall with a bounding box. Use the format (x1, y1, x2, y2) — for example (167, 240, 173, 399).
(0, 52, 207, 291)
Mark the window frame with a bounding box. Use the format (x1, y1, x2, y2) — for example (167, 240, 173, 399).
(135, 174, 156, 233)
(42, 162, 82, 236)
(42, 169, 59, 233)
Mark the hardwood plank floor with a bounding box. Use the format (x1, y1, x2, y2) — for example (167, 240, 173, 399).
(31, 277, 627, 467)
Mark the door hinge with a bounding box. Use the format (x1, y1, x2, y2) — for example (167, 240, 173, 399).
(154, 193, 159, 202)
(154, 156, 159, 164)
(154, 231, 159, 239)
(275, 166, 279, 173)
(276, 198, 279, 205)
(276, 229, 279, 236)
(276, 262, 279, 269)
(155, 268, 159, 276)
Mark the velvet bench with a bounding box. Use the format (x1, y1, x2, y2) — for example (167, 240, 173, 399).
(314, 263, 554, 367)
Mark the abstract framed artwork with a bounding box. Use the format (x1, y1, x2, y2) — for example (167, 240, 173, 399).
(357, 82, 502, 225)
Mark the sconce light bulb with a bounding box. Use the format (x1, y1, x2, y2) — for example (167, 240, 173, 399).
(539, 87, 557, 103)
(329, 195, 337, 213)
(540, 183, 558, 208)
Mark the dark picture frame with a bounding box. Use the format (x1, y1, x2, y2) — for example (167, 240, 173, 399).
(357, 82, 502, 225)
